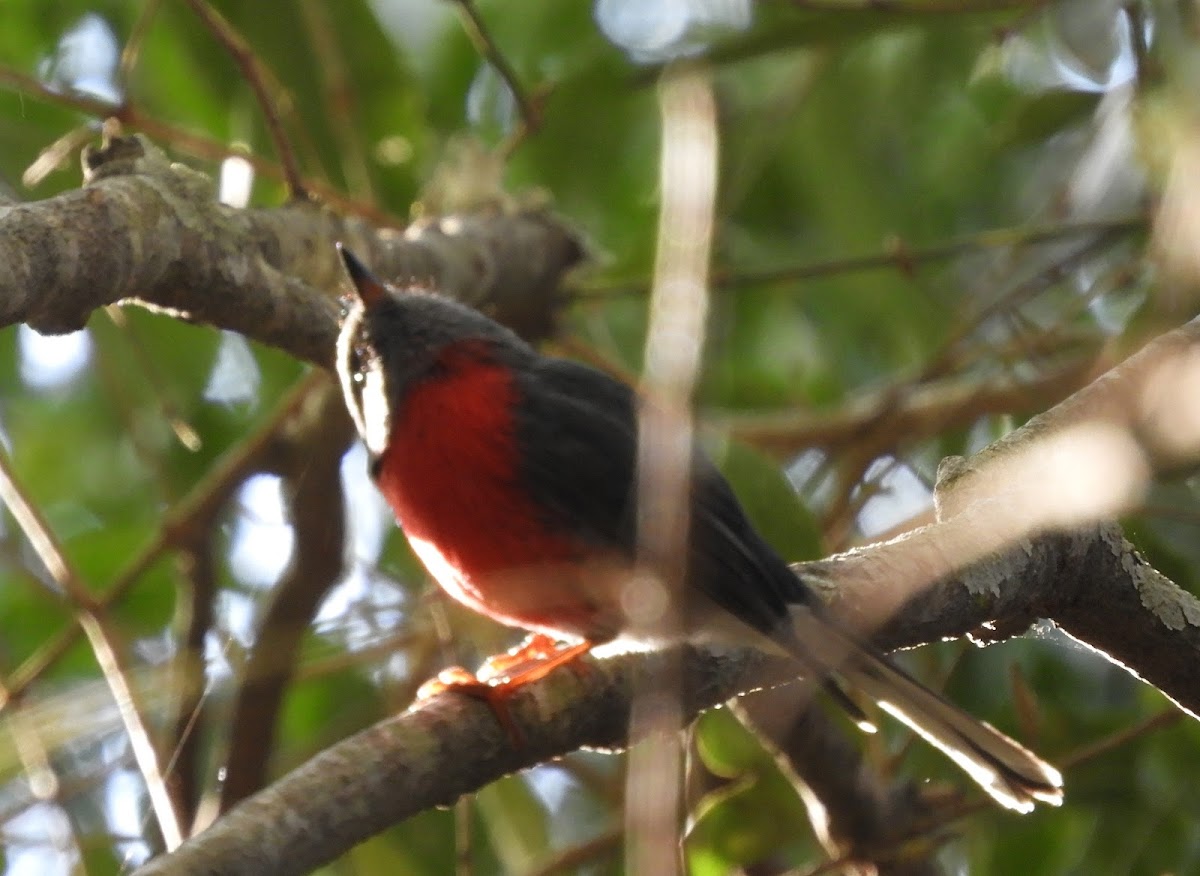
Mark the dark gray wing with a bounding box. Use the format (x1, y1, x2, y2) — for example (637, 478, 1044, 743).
(513, 355, 800, 637)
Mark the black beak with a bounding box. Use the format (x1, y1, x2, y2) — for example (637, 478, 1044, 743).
(337, 243, 388, 307)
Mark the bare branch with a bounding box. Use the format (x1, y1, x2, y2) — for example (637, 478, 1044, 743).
(128, 513, 1199, 875)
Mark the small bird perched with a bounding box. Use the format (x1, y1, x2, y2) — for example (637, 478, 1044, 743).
(334, 245, 1063, 813)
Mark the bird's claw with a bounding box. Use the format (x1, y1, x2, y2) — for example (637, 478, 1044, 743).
(415, 665, 490, 700)
(414, 636, 595, 745)
(477, 633, 582, 681)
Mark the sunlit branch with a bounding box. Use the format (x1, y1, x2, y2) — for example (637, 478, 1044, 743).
(0, 133, 579, 367)
(625, 63, 719, 876)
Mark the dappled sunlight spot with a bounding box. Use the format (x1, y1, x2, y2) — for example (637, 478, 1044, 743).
(594, 0, 751, 64)
(314, 565, 371, 629)
(373, 134, 413, 167)
(228, 474, 293, 589)
(204, 628, 240, 679)
(1138, 345, 1200, 465)
(3, 803, 75, 876)
(105, 770, 150, 866)
(1006, 422, 1148, 529)
(787, 447, 838, 509)
(620, 569, 670, 631)
(855, 457, 933, 538)
(340, 441, 392, 565)
(203, 332, 261, 407)
(467, 65, 517, 136)
(217, 153, 254, 209)
(312, 566, 411, 656)
(986, 5, 1137, 93)
(523, 764, 607, 849)
(40, 12, 121, 102)
(18, 325, 91, 390)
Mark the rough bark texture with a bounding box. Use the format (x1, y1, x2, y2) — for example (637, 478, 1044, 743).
(0, 134, 583, 365)
(135, 648, 766, 876)
(133, 514, 1200, 876)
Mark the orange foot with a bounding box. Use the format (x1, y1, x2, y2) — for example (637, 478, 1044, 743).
(416, 635, 594, 743)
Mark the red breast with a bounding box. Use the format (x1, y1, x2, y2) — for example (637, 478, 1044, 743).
(374, 339, 622, 640)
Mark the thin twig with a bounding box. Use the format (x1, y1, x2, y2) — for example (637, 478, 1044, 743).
(0, 371, 326, 709)
(0, 449, 184, 849)
(118, 0, 165, 86)
(22, 124, 96, 188)
(1058, 709, 1182, 770)
(449, 0, 541, 139)
(181, 0, 307, 199)
(103, 307, 202, 452)
(523, 828, 622, 876)
(0, 66, 395, 221)
(916, 230, 1132, 385)
(167, 534, 219, 830)
(580, 216, 1145, 300)
(299, 0, 375, 201)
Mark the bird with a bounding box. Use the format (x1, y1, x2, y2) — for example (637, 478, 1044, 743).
(333, 244, 1063, 813)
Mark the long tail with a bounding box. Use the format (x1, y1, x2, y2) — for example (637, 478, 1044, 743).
(789, 611, 1063, 813)
(840, 649, 1063, 812)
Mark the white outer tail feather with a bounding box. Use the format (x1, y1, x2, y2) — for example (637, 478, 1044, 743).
(841, 655, 1063, 812)
(789, 608, 1063, 812)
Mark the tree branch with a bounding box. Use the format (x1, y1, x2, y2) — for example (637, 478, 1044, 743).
(0, 133, 582, 366)
(134, 646, 768, 876)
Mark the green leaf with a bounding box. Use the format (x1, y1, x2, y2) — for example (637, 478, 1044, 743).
(476, 775, 550, 873)
(695, 706, 766, 778)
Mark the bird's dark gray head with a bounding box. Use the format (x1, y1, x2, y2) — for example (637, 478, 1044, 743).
(335, 245, 533, 460)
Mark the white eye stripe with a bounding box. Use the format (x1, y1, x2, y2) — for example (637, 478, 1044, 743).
(336, 310, 374, 445)
(359, 365, 391, 457)
(335, 307, 393, 462)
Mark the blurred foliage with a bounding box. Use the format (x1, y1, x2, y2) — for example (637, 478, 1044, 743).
(0, 0, 1193, 874)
